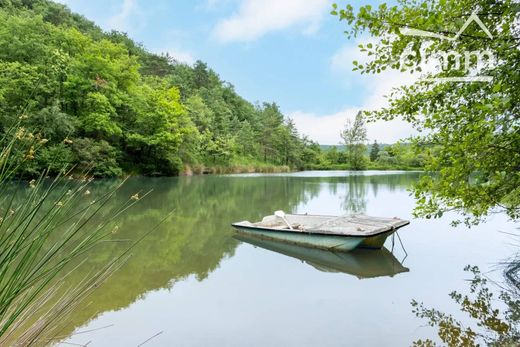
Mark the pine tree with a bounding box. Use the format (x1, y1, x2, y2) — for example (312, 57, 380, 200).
(370, 141, 380, 162)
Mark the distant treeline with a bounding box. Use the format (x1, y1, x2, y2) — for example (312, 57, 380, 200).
(0, 0, 325, 177)
(310, 142, 429, 171)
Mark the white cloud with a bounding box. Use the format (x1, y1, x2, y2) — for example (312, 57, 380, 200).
(162, 48, 196, 65)
(289, 39, 424, 145)
(289, 109, 416, 145)
(204, 0, 227, 10)
(212, 0, 331, 43)
(107, 0, 140, 32)
(154, 30, 197, 66)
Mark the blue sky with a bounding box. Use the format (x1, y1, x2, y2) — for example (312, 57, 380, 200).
(56, 0, 415, 144)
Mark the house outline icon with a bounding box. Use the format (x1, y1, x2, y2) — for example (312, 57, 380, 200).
(400, 11, 493, 41)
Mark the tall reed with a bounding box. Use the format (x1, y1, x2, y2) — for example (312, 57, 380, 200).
(0, 121, 153, 345)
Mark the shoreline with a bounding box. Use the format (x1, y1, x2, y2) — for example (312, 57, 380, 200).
(304, 165, 423, 172)
(180, 166, 423, 177)
(181, 164, 292, 176)
(15, 167, 424, 182)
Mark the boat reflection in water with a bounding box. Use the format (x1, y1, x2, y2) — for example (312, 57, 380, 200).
(235, 233, 409, 279)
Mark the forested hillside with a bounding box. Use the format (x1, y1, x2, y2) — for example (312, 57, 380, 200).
(0, 0, 323, 177)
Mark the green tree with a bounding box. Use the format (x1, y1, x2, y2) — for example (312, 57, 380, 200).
(370, 140, 380, 162)
(28, 103, 77, 141)
(332, 0, 520, 224)
(326, 146, 340, 164)
(72, 138, 122, 177)
(341, 111, 368, 169)
(199, 131, 233, 165)
(126, 82, 197, 175)
(235, 121, 258, 158)
(276, 118, 303, 167)
(376, 150, 398, 167)
(258, 102, 284, 163)
(81, 92, 122, 139)
(185, 95, 214, 132)
(301, 138, 322, 167)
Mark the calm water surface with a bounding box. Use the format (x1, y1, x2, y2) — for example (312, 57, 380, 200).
(54, 171, 516, 346)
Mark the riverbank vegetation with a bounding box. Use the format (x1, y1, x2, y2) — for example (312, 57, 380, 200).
(0, 0, 322, 177)
(310, 141, 428, 171)
(310, 112, 428, 171)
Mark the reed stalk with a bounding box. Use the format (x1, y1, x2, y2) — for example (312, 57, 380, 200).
(0, 120, 156, 345)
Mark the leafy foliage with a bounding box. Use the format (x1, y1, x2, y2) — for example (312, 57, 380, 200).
(0, 0, 318, 177)
(332, 0, 520, 224)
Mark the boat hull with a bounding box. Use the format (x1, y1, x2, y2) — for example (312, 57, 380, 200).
(233, 225, 364, 251)
(232, 213, 409, 251)
(358, 230, 395, 249)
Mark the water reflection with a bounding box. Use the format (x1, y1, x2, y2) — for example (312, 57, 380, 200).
(412, 265, 520, 346)
(46, 175, 319, 337)
(234, 234, 409, 279)
(3, 171, 423, 344)
(49, 173, 418, 337)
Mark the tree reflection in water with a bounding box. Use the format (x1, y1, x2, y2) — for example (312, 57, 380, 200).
(2, 172, 420, 344)
(317, 172, 417, 215)
(412, 264, 520, 346)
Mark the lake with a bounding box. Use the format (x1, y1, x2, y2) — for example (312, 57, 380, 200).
(53, 171, 516, 346)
